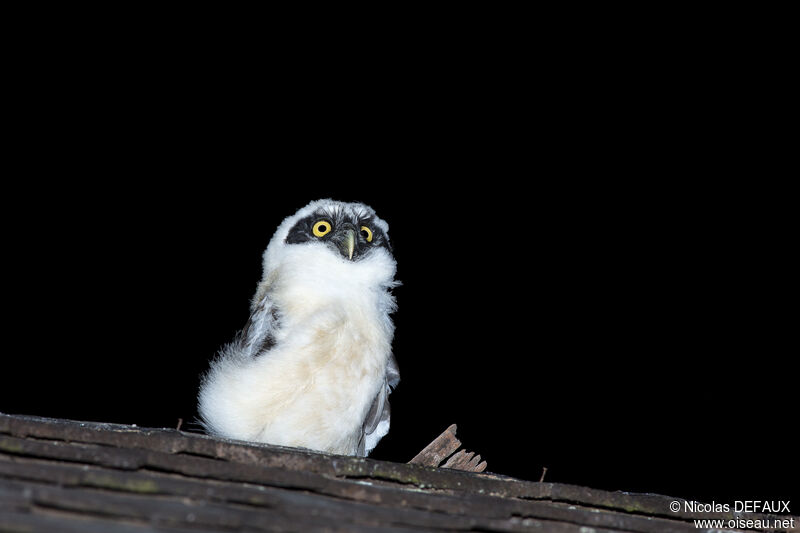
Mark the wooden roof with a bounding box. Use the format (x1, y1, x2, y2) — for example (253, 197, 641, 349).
(1, 413, 796, 532)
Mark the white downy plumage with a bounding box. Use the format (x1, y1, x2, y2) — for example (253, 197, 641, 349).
(198, 199, 399, 456)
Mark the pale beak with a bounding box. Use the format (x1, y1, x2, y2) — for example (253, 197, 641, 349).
(339, 228, 356, 260)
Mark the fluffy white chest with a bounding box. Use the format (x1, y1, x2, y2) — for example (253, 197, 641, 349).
(200, 272, 394, 455)
(259, 289, 391, 453)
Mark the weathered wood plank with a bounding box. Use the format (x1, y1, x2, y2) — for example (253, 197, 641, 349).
(2, 413, 796, 533)
(1, 452, 703, 533)
(0, 451, 720, 533)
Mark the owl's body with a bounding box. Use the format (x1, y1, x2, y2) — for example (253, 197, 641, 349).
(198, 199, 399, 456)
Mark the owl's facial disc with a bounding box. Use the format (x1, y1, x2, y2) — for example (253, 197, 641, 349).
(285, 212, 390, 262)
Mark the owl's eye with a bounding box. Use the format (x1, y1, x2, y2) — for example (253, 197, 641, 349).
(360, 226, 373, 242)
(313, 220, 332, 237)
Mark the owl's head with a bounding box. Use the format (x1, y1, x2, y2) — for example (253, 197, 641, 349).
(280, 199, 392, 261)
(258, 199, 397, 299)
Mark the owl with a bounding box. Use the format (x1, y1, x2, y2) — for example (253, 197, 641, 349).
(198, 199, 400, 456)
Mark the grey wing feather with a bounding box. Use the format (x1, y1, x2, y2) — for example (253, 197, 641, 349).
(358, 354, 399, 456)
(238, 293, 280, 358)
(386, 353, 400, 389)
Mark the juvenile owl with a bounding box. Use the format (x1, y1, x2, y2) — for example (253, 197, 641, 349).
(198, 199, 399, 456)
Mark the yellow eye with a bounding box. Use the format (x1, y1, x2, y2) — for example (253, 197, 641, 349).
(360, 226, 373, 242)
(312, 220, 332, 237)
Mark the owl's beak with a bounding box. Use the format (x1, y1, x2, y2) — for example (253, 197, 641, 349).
(338, 228, 356, 260)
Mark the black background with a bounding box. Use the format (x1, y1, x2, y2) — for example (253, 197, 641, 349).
(2, 17, 795, 508)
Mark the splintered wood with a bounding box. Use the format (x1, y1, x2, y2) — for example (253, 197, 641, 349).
(408, 424, 487, 473)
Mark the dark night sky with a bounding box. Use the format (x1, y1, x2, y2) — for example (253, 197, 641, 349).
(3, 30, 795, 508)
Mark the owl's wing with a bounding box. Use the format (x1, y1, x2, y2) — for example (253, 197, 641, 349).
(238, 292, 281, 359)
(358, 354, 399, 456)
(386, 353, 400, 390)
